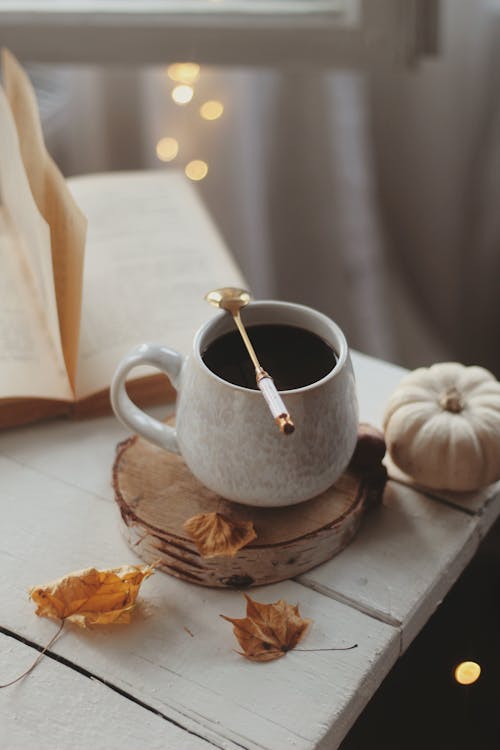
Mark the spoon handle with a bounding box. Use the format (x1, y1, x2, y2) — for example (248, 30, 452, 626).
(233, 309, 294, 435)
(256, 371, 295, 434)
(232, 310, 260, 371)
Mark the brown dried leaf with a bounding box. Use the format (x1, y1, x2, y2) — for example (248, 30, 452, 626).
(29, 564, 155, 628)
(221, 594, 312, 662)
(183, 512, 257, 558)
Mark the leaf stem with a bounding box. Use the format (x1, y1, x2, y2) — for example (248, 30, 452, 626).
(294, 644, 358, 652)
(0, 620, 65, 688)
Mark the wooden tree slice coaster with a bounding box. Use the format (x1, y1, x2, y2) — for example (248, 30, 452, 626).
(112, 422, 387, 588)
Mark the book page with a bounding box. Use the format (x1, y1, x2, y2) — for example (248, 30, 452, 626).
(0, 209, 73, 400)
(68, 171, 245, 400)
(0, 86, 72, 401)
(2, 49, 87, 389)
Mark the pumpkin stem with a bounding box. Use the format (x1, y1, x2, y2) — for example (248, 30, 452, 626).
(439, 387, 463, 413)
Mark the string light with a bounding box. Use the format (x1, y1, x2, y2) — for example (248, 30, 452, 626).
(161, 63, 215, 183)
(167, 63, 200, 85)
(172, 85, 194, 105)
(454, 661, 481, 685)
(185, 160, 208, 181)
(200, 100, 224, 121)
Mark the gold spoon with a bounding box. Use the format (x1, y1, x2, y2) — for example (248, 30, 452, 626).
(205, 287, 295, 435)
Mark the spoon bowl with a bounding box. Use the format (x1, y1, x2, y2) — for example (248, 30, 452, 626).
(205, 287, 251, 316)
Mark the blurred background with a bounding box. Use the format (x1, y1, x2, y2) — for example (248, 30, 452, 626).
(1, 1, 499, 746)
(8, 0, 499, 376)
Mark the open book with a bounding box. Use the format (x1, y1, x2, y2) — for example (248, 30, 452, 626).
(0, 50, 244, 429)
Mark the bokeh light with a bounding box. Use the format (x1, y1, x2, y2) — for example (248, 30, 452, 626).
(454, 661, 481, 685)
(167, 63, 200, 85)
(156, 137, 179, 162)
(172, 85, 194, 105)
(200, 100, 224, 121)
(185, 160, 208, 181)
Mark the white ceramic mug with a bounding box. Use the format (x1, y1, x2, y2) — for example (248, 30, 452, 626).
(111, 301, 359, 507)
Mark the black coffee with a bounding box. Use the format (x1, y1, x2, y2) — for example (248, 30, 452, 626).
(202, 324, 337, 391)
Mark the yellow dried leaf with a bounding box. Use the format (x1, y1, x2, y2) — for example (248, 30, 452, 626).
(29, 564, 155, 628)
(183, 512, 257, 558)
(221, 594, 312, 662)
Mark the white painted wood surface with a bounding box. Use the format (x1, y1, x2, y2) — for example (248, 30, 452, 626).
(0, 403, 173, 502)
(385, 455, 500, 521)
(0, 350, 498, 748)
(0, 634, 212, 750)
(0, 453, 399, 750)
(351, 350, 408, 428)
(299, 480, 481, 651)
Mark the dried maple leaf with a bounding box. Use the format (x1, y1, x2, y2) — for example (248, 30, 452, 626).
(221, 594, 312, 662)
(29, 564, 155, 628)
(183, 512, 257, 558)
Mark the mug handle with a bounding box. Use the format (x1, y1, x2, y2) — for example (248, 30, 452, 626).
(110, 342, 185, 453)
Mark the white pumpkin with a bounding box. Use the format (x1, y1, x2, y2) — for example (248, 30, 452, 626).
(383, 362, 500, 491)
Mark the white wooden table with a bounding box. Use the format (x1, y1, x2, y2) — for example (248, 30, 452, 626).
(1, 351, 499, 750)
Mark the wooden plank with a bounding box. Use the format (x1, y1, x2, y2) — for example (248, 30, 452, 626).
(0, 633, 213, 750)
(385, 454, 500, 520)
(298, 480, 480, 652)
(476, 486, 500, 538)
(0, 454, 399, 750)
(350, 350, 407, 428)
(0, 404, 173, 502)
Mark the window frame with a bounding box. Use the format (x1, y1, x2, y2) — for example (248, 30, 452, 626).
(0, 0, 437, 67)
